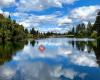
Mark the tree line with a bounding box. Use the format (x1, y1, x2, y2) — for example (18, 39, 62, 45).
(0, 14, 63, 41)
(67, 11, 100, 39)
(30, 27, 65, 38)
(0, 10, 100, 41)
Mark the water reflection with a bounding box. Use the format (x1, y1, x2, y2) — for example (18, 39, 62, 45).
(92, 40, 100, 66)
(0, 41, 27, 65)
(0, 38, 100, 80)
(68, 40, 94, 53)
(69, 39, 100, 66)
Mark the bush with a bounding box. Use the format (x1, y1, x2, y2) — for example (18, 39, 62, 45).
(91, 31, 97, 38)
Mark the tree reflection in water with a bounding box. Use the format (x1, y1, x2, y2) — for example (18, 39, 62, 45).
(30, 40, 35, 46)
(0, 39, 100, 66)
(68, 40, 93, 53)
(92, 40, 100, 66)
(0, 41, 28, 65)
(69, 39, 100, 66)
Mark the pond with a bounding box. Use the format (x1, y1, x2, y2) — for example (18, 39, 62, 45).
(0, 38, 100, 80)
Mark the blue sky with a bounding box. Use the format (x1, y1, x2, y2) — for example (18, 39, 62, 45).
(0, 0, 100, 33)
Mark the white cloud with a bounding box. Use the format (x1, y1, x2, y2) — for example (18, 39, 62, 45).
(17, 14, 57, 28)
(70, 5, 100, 20)
(0, 9, 3, 13)
(0, 0, 99, 33)
(9, 4, 100, 32)
(0, 9, 10, 17)
(12, 12, 71, 32)
(0, 0, 16, 7)
(17, 0, 78, 11)
(58, 16, 72, 26)
(59, 0, 78, 4)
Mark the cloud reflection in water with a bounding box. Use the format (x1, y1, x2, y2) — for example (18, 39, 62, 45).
(0, 38, 100, 80)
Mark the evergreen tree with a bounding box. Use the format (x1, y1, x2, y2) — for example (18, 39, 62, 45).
(71, 27, 75, 35)
(87, 21, 93, 36)
(30, 28, 37, 35)
(93, 11, 100, 36)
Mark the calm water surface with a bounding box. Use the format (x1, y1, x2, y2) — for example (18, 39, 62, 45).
(0, 38, 100, 80)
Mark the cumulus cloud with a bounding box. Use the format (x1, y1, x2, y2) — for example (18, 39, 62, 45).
(11, 12, 72, 32)
(0, 0, 16, 7)
(17, 14, 57, 28)
(0, 0, 99, 33)
(70, 5, 100, 22)
(58, 16, 72, 26)
(1, 0, 99, 32)
(11, 5, 100, 32)
(17, 0, 78, 11)
(61, 0, 78, 4)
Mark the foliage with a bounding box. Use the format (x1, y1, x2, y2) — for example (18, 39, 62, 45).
(91, 31, 97, 38)
(0, 41, 27, 64)
(0, 14, 29, 41)
(93, 11, 100, 36)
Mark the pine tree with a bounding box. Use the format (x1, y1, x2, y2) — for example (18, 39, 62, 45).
(87, 21, 93, 36)
(94, 11, 100, 36)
